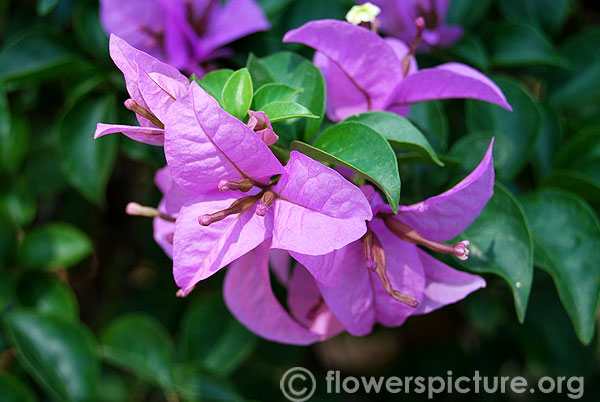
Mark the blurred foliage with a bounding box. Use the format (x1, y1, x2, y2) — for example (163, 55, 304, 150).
(0, 0, 599, 401)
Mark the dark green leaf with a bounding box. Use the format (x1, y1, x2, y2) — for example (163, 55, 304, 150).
(449, 132, 514, 176)
(179, 296, 258, 377)
(173, 363, 244, 402)
(17, 274, 79, 320)
(447, 0, 493, 27)
(261, 52, 325, 142)
(37, 0, 60, 16)
(498, 0, 571, 34)
(0, 114, 30, 176)
(532, 105, 563, 178)
(521, 189, 600, 344)
(0, 32, 80, 86)
(408, 101, 448, 151)
(260, 101, 318, 123)
(466, 77, 540, 180)
(221, 68, 253, 119)
(345, 111, 443, 166)
(454, 184, 534, 322)
(58, 95, 118, 205)
(198, 69, 234, 106)
(18, 222, 92, 270)
(0, 182, 37, 227)
(292, 121, 401, 212)
(0, 372, 37, 402)
(549, 29, 600, 110)
(487, 22, 565, 67)
(449, 35, 489, 71)
(251, 83, 299, 110)
(72, 1, 109, 59)
(3, 310, 99, 402)
(100, 313, 175, 389)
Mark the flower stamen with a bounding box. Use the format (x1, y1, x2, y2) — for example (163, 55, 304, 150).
(126, 202, 175, 222)
(218, 178, 254, 192)
(198, 194, 261, 226)
(256, 191, 276, 216)
(124, 99, 164, 129)
(383, 216, 471, 261)
(401, 17, 425, 76)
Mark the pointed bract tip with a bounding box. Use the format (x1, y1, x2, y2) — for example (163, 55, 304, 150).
(176, 286, 194, 298)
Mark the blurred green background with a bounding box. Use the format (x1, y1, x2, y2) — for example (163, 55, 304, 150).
(1, 0, 599, 400)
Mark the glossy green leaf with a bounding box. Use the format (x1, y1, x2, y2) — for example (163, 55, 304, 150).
(466, 77, 540, 181)
(260, 101, 318, 123)
(72, 1, 109, 59)
(18, 222, 92, 270)
(252, 83, 299, 110)
(0, 84, 11, 168)
(17, 274, 79, 320)
(549, 29, 600, 110)
(0, 182, 36, 228)
(173, 363, 244, 402)
(0, 211, 16, 268)
(454, 184, 534, 323)
(408, 100, 448, 151)
(246, 53, 275, 89)
(0, 32, 80, 86)
(521, 189, 600, 344)
(487, 22, 565, 67)
(542, 170, 600, 203)
(261, 51, 325, 142)
(449, 132, 514, 176)
(221, 68, 253, 119)
(292, 121, 401, 212)
(3, 310, 99, 402)
(100, 313, 175, 389)
(179, 296, 258, 377)
(58, 95, 118, 205)
(498, 0, 571, 34)
(345, 111, 443, 166)
(0, 372, 37, 402)
(0, 272, 15, 313)
(197, 69, 234, 106)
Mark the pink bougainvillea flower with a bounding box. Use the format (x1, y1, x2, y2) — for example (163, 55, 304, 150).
(361, 0, 463, 51)
(164, 82, 372, 296)
(224, 240, 345, 345)
(99, 0, 269, 75)
(287, 139, 495, 337)
(283, 20, 511, 122)
(94, 35, 189, 146)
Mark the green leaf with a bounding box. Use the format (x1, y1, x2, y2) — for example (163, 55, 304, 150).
(251, 83, 299, 110)
(17, 274, 79, 320)
(179, 296, 258, 377)
(221, 68, 253, 119)
(246, 53, 275, 89)
(0, 372, 37, 402)
(18, 222, 92, 270)
(0, 182, 36, 228)
(498, 0, 571, 34)
(173, 363, 244, 402)
(100, 313, 175, 389)
(449, 132, 514, 175)
(260, 101, 318, 123)
(0, 211, 16, 268)
(58, 95, 118, 205)
(0, 84, 12, 170)
(466, 77, 540, 181)
(3, 310, 99, 402)
(345, 111, 443, 166)
(542, 170, 600, 203)
(449, 35, 490, 71)
(487, 22, 565, 67)
(0, 113, 30, 176)
(521, 189, 600, 344)
(292, 121, 401, 212)
(447, 0, 493, 27)
(549, 29, 600, 110)
(72, 0, 109, 59)
(197, 69, 234, 106)
(37, 0, 60, 16)
(532, 105, 564, 178)
(0, 32, 80, 86)
(261, 51, 325, 142)
(0, 272, 15, 313)
(454, 184, 534, 323)
(408, 101, 448, 151)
